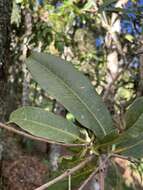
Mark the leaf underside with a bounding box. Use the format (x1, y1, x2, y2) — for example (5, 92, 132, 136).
(10, 106, 84, 144)
(26, 52, 114, 139)
(115, 113, 143, 158)
(125, 97, 143, 129)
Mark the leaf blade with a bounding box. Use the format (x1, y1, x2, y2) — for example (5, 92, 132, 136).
(10, 106, 84, 144)
(26, 52, 114, 139)
(115, 113, 143, 158)
(125, 97, 143, 129)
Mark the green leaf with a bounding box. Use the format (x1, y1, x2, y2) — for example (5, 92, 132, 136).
(48, 167, 94, 190)
(115, 134, 143, 158)
(10, 106, 84, 144)
(125, 97, 143, 129)
(26, 52, 114, 139)
(124, 34, 134, 42)
(96, 130, 119, 150)
(15, 0, 23, 3)
(101, 0, 117, 9)
(105, 161, 123, 190)
(114, 114, 143, 158)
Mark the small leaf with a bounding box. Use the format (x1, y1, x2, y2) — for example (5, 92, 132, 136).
(125, 34, 134, 42)
(115, 134, 143, 158)
(10, 106, 84, 144)
(105, 161, 123, 190)
(125, 97, 143, 129)
(114, 114, 143, 158)
(97, 130, 119, 150)
(26, 52, 114, 139)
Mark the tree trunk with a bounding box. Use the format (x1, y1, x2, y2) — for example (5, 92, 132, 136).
(137, 37, 143, 96)
(0, 0, 12, 122)
(103, 0, 128, 114)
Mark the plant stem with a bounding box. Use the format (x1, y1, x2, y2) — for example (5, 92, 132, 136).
(112, 153, 139, 163)
(78, 154, 111, 190)
(0, 122, 87, 147)
(77, 169, 98, 190)
(35, 155, 95, 190)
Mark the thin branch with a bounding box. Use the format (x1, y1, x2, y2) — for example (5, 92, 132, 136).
(68, 174, 71, 190)
(0, 122, 87, 147)
(77, 169, 98, 190)
(35, 155, 95, 190)
(103, 60, 130, 101)
(99, 157, 105, 190)
(112, 153, 139, 163)
(78, 154, 111, 190)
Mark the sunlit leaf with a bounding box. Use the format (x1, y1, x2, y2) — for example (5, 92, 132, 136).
(125, 34, 134, 42)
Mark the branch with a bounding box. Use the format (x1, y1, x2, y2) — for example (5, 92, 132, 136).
(0, 122, 87, 147)
(77, 169, 98, 190)
(112, 153, 139, 163)
(103, 60, 130, 101)
(77, 155, 111, 190)
(35, 155, 95, 190)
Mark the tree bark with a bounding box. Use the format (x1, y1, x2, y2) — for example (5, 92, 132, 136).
(137, 37, 143, 96)
(0, 0, 12, 122)
(103, 0, 128, 114)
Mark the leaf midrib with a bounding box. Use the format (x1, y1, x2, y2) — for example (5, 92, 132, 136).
(12, 118, 84, 142)
(31, 59, 106, 135)
(114, 137, 143, 154)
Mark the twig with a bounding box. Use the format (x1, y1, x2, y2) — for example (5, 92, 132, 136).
(68, 174, 71, 190)
(0, 122, 87, 147)
(78, 154, 111, 190)
(77, 169, 98, 190)
(103, 60, 130, 101)
(99, 157, 105, 190)
(111, 153, 139, 163)
(35, 155, 95, 190)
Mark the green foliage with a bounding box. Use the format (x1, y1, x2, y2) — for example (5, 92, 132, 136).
(9, 52, 143, 188)
(105, 162, 123, 190)
(9, 0, 143, 189)
(125, 97, 143, 129)
(26, 52, 114, 139)
(10, 106, 84, 144)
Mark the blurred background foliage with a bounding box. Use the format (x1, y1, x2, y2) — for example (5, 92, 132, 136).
(10, 0, 143, 112)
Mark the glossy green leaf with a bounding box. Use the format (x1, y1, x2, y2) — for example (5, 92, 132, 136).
(125, 97, 143, 129)
(26, 52, 114, 139)
(9, 106, 84, 144)
(114, 113, 143, 158)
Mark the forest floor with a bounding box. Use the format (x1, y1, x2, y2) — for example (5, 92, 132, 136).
(0, 131, 49, 190)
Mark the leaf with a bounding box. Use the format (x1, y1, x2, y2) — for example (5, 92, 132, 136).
(26, 52, 114, 139)
(10, 106, 84, 144)
(125, 97, 143, 129)
(48, 167, 94, 190)
(100, 0, 117, 9)
(96, 130, 119, 150)
(115, 134, 143, 158)
(114, 113, 143, 158)
(105, 161, 123, 190)
(125, 34, 134, 42)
